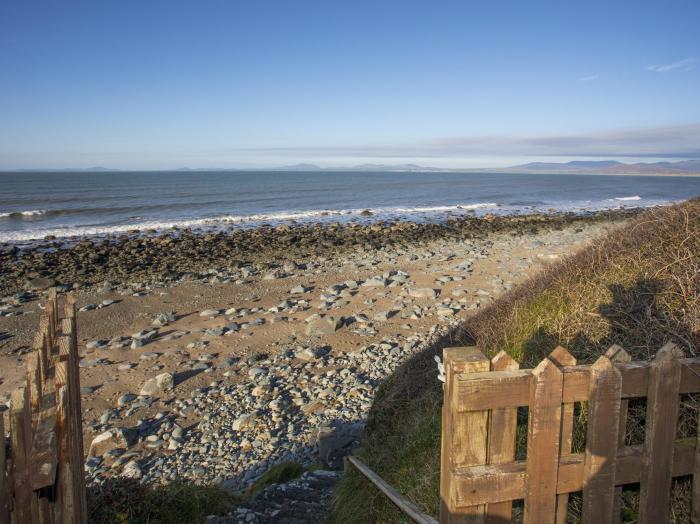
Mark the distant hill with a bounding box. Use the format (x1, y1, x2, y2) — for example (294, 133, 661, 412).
(506, 159, 700, 174)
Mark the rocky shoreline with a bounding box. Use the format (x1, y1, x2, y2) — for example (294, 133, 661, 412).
(0, 210, 640, 522)
(0, 208, 642, 297)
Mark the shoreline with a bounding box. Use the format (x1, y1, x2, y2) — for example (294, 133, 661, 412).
(0, 207, 644, 297)
(0, 210, 631, 497)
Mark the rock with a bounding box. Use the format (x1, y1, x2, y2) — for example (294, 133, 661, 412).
(362, 277, 388, 288)
(117, 393, 137, 407)
(317, 423, 364, 469)
(139, 373, 174, 396)
(199, 309, 221, 318)
(89, 427, 137, 456)
(290, 285, 309, 294)
(232, 414, 256, 431)
(305, 316, 344, 337)
(121, 460, 142, 479)
(152, 311, 176, 327)
(409, 288, 439, 299)
(301, 401, 326, 415)
(373, 310, 397, 322)
(26, 277, 56, 290)
(294, 347, 328, 361)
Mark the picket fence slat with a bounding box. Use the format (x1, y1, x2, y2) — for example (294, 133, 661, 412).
(581, 351, 622, 523)
(0, 417, 8, 524)
(549, 346, 576, 524)
(523, 354, 564, 524)
(639, 343, 684, 524)
(485, 351, 519, 524)
(609, 345, 631, 522)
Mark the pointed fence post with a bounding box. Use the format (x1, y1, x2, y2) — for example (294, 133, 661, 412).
(10, 387, 37, 523)
(0, 416, 8, 524)
(440, 347, 490, 524)
(523, 351, 565, 524)
(548, 346, 576, 524)
(485, 351, 519, 524)
(581, 349, 622, 523)
(639, 343, 684, 524)
(606, 345, 631, 521)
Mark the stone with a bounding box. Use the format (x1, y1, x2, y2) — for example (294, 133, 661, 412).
(118, 393, 137, 406)
(408, 288, 439, 299)
(305, 316, 344, 337)
(232, 414, 256, 431)
(26, 277, 56, 290)
(199, 309, 221, 318)
(373, 310, 397, 322)
(152, 311, 176, 327)
(121, 460, 142, 479)
(89, 427, 137, 456)
(317, 423, 364, 469)
(362, 277, 387, 288)
(139, 372, 174, 396)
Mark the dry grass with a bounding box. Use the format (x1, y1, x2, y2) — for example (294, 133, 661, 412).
(331, 199, 700, 523)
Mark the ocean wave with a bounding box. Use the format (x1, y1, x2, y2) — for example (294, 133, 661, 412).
(611, 196, 642, 201)
(0, 209, 47, 218)
(0, 199, 673, 243)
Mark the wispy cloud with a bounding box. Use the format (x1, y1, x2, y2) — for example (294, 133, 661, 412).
(236, 124, 700, 160)
(647, 57, 698, 72)
(577, 75, 598, 82)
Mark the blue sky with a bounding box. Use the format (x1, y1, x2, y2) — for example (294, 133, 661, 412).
(1, 1, 699, 169)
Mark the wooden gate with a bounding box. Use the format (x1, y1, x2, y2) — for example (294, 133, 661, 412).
(440, 343, 700, 523)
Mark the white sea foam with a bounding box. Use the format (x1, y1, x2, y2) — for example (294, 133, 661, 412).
(0, 200, 673, 243)
(0, 209, 46, 218)
(612, 196, 642, 201)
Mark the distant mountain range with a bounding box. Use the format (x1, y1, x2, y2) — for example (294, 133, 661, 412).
(5, 160, 700, 174)
(503, 159, 700, 175)
(277, 160, 700, 174)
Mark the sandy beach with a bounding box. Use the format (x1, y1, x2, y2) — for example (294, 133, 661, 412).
(0, 210, 638, 515)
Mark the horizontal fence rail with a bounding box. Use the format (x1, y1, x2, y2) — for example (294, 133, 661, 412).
(346, 455, 438, 524)
(1, 290, 87, 523)
(440, 343, 700, 524)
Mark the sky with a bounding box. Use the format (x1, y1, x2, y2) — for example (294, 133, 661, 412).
(1, 0, 699, 169)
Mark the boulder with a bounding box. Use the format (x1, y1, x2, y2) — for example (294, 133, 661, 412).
(89, 427, 137, 457)
(139, 372, 174, 396)
(409, 288, 439, 299)
(305, 316, 344, 337)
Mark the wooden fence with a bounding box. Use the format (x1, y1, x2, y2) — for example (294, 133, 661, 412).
(440, 343, 700, 524)
(0, 290, 87, 523)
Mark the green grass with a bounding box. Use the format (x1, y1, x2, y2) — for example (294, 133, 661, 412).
(87, 461, 306, 524)
(87, 479, 237, 524)
(245, 461, 304, 498)
(331, 198, 700, 523)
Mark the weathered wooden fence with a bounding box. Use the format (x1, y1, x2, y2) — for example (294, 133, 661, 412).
(0, 290, 87, 523)
(440, 343, 700, 524)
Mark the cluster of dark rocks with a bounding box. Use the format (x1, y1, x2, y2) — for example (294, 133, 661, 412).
(0, 209, 640, 296)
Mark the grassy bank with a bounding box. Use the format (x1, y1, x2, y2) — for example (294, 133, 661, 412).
(87, 461, 304, 523)
(331, 199, 700, 523)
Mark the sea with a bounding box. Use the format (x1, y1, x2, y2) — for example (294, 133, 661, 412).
(1, 170, 699, 243)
